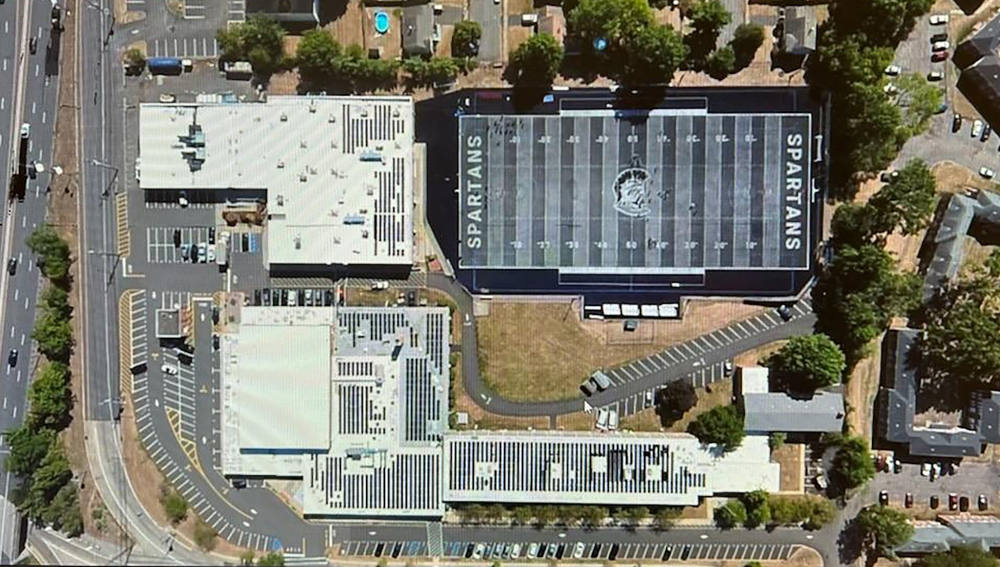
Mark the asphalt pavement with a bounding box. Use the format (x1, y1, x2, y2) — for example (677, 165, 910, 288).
(469, 0, 503, 63)
(0, 0, 66, 562)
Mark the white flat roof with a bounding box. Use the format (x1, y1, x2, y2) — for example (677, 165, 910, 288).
(139, 96, 413, 266)
(224, 308, 332, 455)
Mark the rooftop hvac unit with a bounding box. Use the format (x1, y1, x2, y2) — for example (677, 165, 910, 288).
(276, 195, 284, 206)
(328, 114, 336, 123)
(294, 235, 301, 249)
(280, 113, 288, 122)
(276, 160, 284, 168)
(360, 108, 369, 117)
(300, 140, 307, 148)
(359, 150, 382, 162)
(343, 214, 365, 225)
(309, 101, 317, 113)
(362, 230, 369, 239)
(299, 174, 307, 182)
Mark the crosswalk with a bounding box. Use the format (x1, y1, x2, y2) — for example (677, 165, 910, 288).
(149, 37, 218, 59)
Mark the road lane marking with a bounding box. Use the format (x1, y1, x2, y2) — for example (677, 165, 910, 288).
(20, 334, 24, 346)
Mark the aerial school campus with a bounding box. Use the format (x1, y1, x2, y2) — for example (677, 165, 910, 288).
(10, 0, 1000, 565)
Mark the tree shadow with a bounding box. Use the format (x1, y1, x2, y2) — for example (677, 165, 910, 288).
(837, 515, 867, 566)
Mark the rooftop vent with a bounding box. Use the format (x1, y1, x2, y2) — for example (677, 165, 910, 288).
(280, 113, 288, 122)
(276, 195, 284, 206)
(309, 101, 317, 113)
(328, 114, 336, 123)
(299, 173, 307, 182)
(294, 235, 301, 250)
(276, 160, 284, 168)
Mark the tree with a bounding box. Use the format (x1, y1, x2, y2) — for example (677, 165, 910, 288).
(896, 73, 944, 135)
(687, 0, 731, 37)
(917, 546, 999, 567)
(485, 503, 506, 524)
(240, 550, 256, 565)
(258, 552, 286, 566)
(705, 45, 735, 79)
(687, 405, 744, 451)
(742, 490, 771, 529)
(806, 35, 894, 95)
(768, 432, 786, 451)
(27, 362, 72, 430)
(159, 484, 188, 525)
(714, 499, 746, 529)
(295, 29, 341, 87)
(569, 0, 653, 56)
(653, 507, 680, 530)
(452, 20, 482, 58)
(831, 436, 876, 489)
(41, 286, 72, 319)
(22, 444, 72, 522)
(656, 379, 697, 425)
(840, 83, 908, 176)
(216, 16, 286, 76)
(123, 48, 146, 71)
(765, 334, 846, 392)
(404, 56, 459, 87)
(829, 0, 934, 47)
(4, 426, 54, 478)
(533, 505, 558, 526)
(855, 505, 914, 559)
(614, 506, 648, 527)
(511, 506, 533, 525)
(619, 23, 687, 86)
(768, 495, 835, 528)
(32, 311, 73, 362)
(193, 519, 218, 551)
(44, 483, 82, 536)
(831, 203, 882, 248)
(730, 23, 764, 68)
(459, 503, 485, 523)
(509, 33, 564, 87)
(580, 506, 608, 528)
(867, 158, 937, 237)
(26, 225, 71, 283)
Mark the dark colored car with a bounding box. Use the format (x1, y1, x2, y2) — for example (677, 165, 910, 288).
(777, 304, 793, 321)
(231, 478, 247, 489)
(949, 493, 959, 510)
(7, 258, 15, 276)
(905, 493, 913, 508)
(254, 289, 261, 305)
(212, 306, 220, 324)
(879, 490, 889, 506)
(953, 113, 963, 132)
(931, 50, 949, 62)
(930, 495, 940, 509)
(208, 227, 215, 244)
(28, 37, 36, 54)
(960, 496, 970, 511)
(7, 349, 16, 367)
(930, 32, 948, 43)
(212, 334, 220, 350)
(173, 229, 181, 247)
(407, 290, 417, 306)
(983, 124, 993, 142)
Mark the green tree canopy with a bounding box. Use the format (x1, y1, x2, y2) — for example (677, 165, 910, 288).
(829, 0, 934, 47)
(855, 505, 914, 558)
(4, 426, 55, 478)
(123, 48, 146, 71)
(509, 33, 564, 87)
(730, 23, 764, 68)
(687, 0, 731, 36)
(831, 435, 876, 489)
(27, 362, 72, 430)
(714, 499, 746, 529)
(295, 29, 342, 87)
(569, 0, 653, 54)
(22, 444, 72, 522)
(26, 225, 71, 284)
(917, 545, 999, 567)
(768, 495, 835, 529)
(653, 507, 680, 530)
(452, 20, 482, 58)
(258, 551, 286, 566)
(684, 0, 731, 65)
(33, 311, 73, 362)
(160, 485, 189, 525)
(403, 56, 460, 87)
(742, 490, 771, 529)
(41, 286, 72, 319)
(841, 83, 908, 175)
(765, 334, 846, 392)
(216, 16, 286, 75)
(620, 22, 687, 86)
(705, 45, 735, 79)
(43, 483, 83, 536)
(896, 73, 944, 135)
(687, 405, 744, 451)
(868, 158, 937, 236)
(656, 379, 697, 425)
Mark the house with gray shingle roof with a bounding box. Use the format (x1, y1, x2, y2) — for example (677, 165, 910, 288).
(896, 515, 1000, 556)
(737, 367, 845, 434)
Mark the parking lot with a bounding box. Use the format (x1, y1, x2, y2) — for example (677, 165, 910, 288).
(341, 539, 799, 562)
(871, 459, 1000, 513)
(149, 37, 219, 59)
(146, 226, 217, 264)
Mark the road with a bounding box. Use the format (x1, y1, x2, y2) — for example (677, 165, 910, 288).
(426, 273, 817, 417)
(0, 0, 66, 562)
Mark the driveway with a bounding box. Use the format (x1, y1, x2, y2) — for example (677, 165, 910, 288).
(470, 0, 502, 63)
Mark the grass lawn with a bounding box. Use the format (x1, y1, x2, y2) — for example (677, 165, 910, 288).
(477, 301, 762, 402)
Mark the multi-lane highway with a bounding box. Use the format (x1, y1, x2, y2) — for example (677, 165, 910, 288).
(0, 0, 66, 562)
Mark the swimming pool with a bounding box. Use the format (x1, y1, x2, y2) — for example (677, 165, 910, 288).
(374, 11, 390, 34)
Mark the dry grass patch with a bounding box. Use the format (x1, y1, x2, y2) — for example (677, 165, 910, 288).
(732, 340, 787, 367)
(844, 344, 881, 441)
(666, 380, 734, 433)
(772, 443, 805, 493)
(323, 0, 366, 48)
(478, 300, 762, 402)
(555, 411, 595, 431)
(450, 353, 550, 430)
(620, 408, 665, 432)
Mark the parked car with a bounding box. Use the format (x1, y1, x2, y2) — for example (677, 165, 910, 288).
(880, 170, 900, 182)
(984, 123, 993, 142)
(161, 364, 178, 375)
(932, 40, 950, 51)
(927, 71, 944, 81)
(883, 83, 899, 95)
(608, 409, 619, 431)
(180, 244, 191, 261)
(28, 37, 37, 54)
(894, 459, 903, 473)
(949, 493, 959, 510)
(931, 50, 949, 62)
(510, 544, 521, 559)
(7, 349, 16, 367)
(930, 495, 940, 509)
(921, 462, 931, 476)
(930, 32, 948, 43)
(596, 408, 610, 430)
(879, 490, 889, 506)
(159, 93, 176, 103)
(960, 496, 970, 512)
(372, 280, 389, 290)
(905, 493, 914, 508)
(6, 258, 15, 276)
(973, 119, 984, 138)
(526, 543, 539, 558)
(472, 544, 484, 559)
(980, 494, 989, 510)
(573, 542, 585, 559)
(980, 166, 995, 179)
(884, 64, 901, 76)
(930, 13, 949, 25)
(953, 113, 963, 132)
(777, 304, 793, 321)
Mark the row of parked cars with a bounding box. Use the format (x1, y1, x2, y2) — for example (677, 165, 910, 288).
(880, 490, 987, 511)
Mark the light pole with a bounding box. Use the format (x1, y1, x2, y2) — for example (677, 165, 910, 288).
(90, 158, 119, 197)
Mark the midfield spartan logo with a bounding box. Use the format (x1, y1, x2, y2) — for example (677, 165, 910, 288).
(612, 155, 653, 218)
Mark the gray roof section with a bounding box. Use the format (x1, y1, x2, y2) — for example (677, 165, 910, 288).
(880, 328, 1000, 457)
(897, 516, 1000, 555)
(923, 191, 1000, 301)
(743, 392, 844, 433)
(781, 7, 817, 54)
(402, 4, 434, 56)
